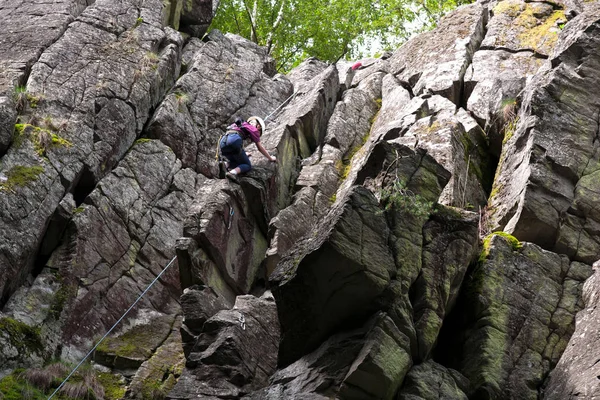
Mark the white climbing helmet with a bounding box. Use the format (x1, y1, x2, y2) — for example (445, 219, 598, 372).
(247, 116, 266, 136)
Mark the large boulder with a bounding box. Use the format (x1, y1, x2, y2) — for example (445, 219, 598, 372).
(0, 0, 184, 310)
(388, 3, 487, 105)
(439, 234, 591, 400)
(271, 185, 395, 366)
(487, 9, 600, 263)
(167, 292, 279, 399)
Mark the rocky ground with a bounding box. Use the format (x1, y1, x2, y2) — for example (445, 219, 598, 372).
(1, 0, 600, 399)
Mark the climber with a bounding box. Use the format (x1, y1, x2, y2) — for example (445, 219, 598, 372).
(219, 116, 276, 182)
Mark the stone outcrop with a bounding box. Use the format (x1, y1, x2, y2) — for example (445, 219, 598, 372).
(439, 234, 591, 399)
(543, 263, 600, 399)
(0, 0, 185, 314)
(488, 6, 600, 264)
(388, 3, 487, 104)
(2, 0, 600, 399)
(167, 292, 279, 399)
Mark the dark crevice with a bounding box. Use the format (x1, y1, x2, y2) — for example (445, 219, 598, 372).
(72, 166, 97, 206)
(431, 260, 480, 371)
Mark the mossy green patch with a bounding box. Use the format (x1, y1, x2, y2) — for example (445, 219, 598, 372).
(97, 373, 126, 400)
(49, 280, 77, 320)
(0, 374, 46, 400)
(135, 138, 153, 145)
(479, 231, 522, 263)
(517, 9, 565, 52)
(0, 317, 44, 355)
(0, 165, 44, 192)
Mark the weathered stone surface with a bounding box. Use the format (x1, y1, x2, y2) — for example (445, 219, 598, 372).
(543, 263, 600, 399)
(397, 96, 491, 208)
(94, 310, 175, 370)
(0, 0, 183, 310)
(264, 79, 380, 275)
(483, 0, 566, 56)
(388, 3, 487, 104)
(464, 49, 544, 155)
(126, 316, 185, 399)
(244, 312, 410, 400)
(147, 30, 293, 176)
(397, 361, 469, 400)
(183, 179, 269, 295)
(338, 313, 412, 400)
(488, 11, 600, 263)
(271, 186, 396, 366)
(442, 234, 591, 400)
(46, 140, 201, 361)
(167, 292, 279, 399)
(412, 207, 479, 362)
(180, 285, 231, 334)
(0, 0, 93, 83)
(244, 320, 369, 400)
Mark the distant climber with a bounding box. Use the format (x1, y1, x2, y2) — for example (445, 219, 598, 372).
(219, 116, 276, 182)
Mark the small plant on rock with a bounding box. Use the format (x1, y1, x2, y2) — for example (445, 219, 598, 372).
(379, 179, 433, 219)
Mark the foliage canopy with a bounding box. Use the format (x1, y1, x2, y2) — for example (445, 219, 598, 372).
(210, 0, 473, 71)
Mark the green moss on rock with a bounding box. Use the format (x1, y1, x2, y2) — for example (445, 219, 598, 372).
(0, 317, 44, 355)
(97, 373, 127, 400)
(0, 165, 44, 192)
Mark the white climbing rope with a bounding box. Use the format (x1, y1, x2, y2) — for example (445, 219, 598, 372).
(263, 91, 298, 123)
(47, 255, 178, 400)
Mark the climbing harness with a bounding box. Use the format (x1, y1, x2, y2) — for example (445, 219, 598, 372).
(238, 312, 246, 331)
(215, 91, 298, 162)
(47, 256, 179, 400)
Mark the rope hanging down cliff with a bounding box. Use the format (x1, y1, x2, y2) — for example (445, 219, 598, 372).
(47, 256, 179, 400)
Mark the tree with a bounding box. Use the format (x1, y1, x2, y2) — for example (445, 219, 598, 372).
(210, 0, 472, 72)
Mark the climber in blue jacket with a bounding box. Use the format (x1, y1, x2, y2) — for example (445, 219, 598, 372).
(219, 116, 276, 182)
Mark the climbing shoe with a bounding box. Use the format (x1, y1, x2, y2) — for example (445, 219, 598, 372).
(226, 171, 239, 183)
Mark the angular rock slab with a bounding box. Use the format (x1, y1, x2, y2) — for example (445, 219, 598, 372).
(464, 49, 545, 155)
(396, 96, 491, 208)
(0, 0, 183, 308)
(244, 312, 411, 400)
(488, 12, 600, 263)
(265, 80, 380, 275)
(388, 3, 487, 104)
(167, 293, 279, 399)
(271, 186, 395, 367)
(543, 264, 600, 399)
(483, 0, 566, 56)
(445, 234, 591, 400)
(183, 178, 269, 295)
(397, 361, 469, 400)
(48, 141, 199, 360)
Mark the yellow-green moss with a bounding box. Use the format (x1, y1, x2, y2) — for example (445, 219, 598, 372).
(0, 317, 44, 355)
(97, 373, 127, 400)
(493, 0, 523, 18)
(0, 374, 45, 400)
(518, 9, 565, 52)
(49, 280, 77, 320)
(135, 138, 153, 145)
(0, 165, 44, 192)
(479, 231, 522, 263)
(12, 123, 71, 156)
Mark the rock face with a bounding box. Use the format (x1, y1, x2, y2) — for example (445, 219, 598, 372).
(543, 263, 600, 399)
(438, 234, 591, 399)
(167, 292, 279, 399)
(488, 6, 600, 264)
(1, 0, 600, 399)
